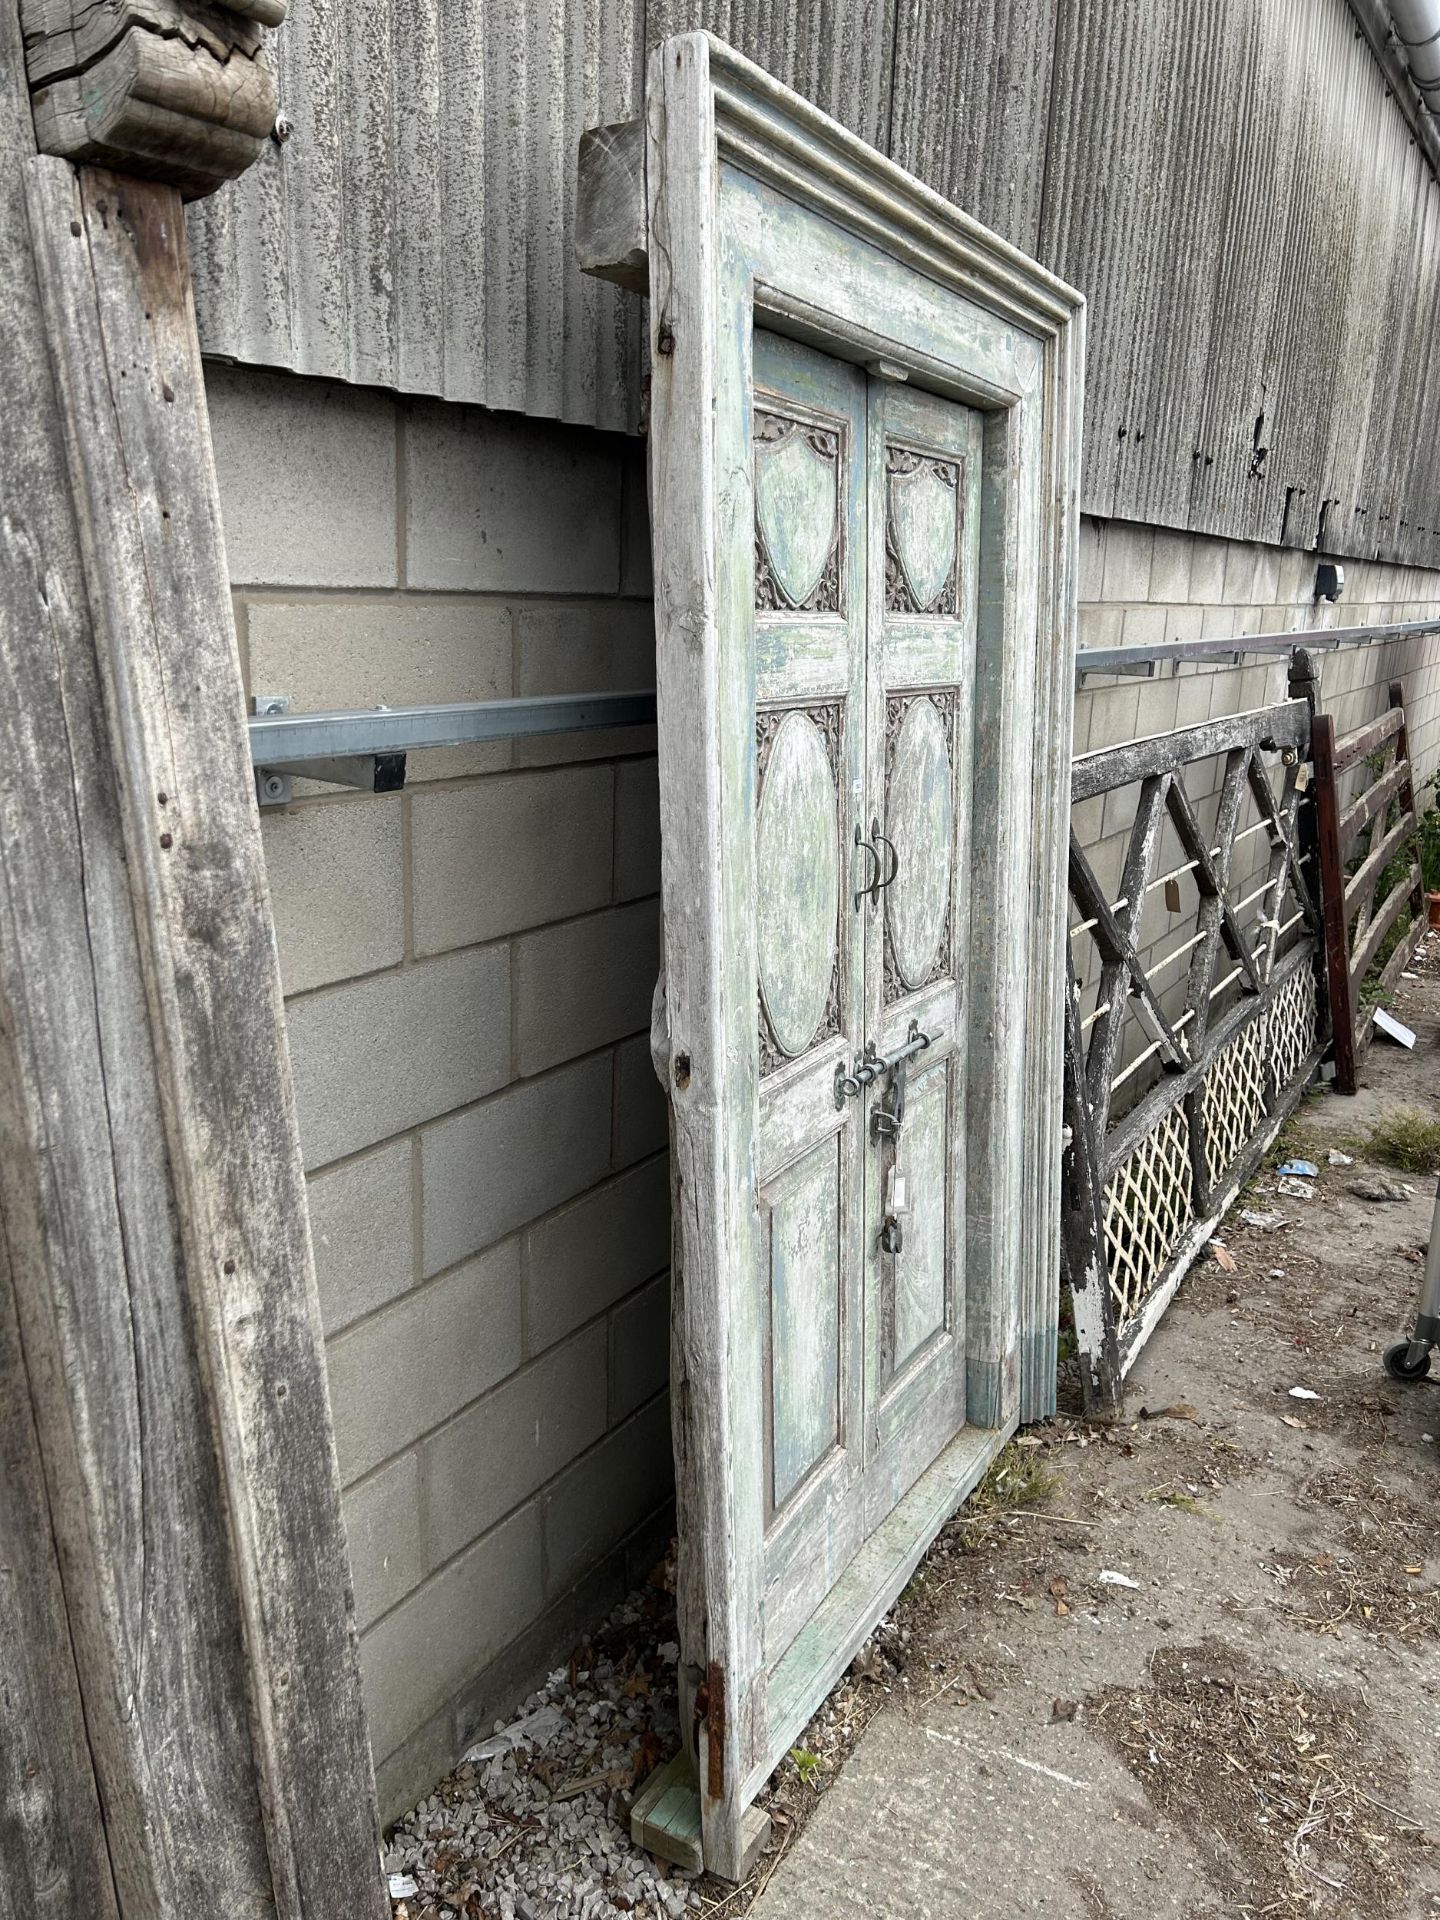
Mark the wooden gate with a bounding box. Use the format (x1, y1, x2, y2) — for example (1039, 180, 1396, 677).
(1313, 681, 1428, 1092)
(1062, 688, 1328, 1414)
(579, 34, 1083, 1876)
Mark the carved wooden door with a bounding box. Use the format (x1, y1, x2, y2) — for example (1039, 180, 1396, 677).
(860, 383, 982, 1526)
(751, 335, 983, 1676)
(576, 31, 1084, 1880)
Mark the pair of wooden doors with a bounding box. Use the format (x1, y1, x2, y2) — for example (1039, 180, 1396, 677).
(579, 30, 1083, 1876)
(750, 328, 981, 1672)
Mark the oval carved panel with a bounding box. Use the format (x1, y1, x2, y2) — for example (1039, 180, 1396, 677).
(885, 698, 953, 991)
(756, 712, 840, 1058)
(755, 415, 841, 611)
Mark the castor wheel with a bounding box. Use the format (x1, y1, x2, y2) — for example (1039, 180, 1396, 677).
(1383, 1341, 1433, 1383)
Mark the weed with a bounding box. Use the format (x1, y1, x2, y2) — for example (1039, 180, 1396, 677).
(1366, 1107, 1440, 1175)
(974, 1441, 1060, 1515)
(788, 1747, 822, 1790)
(1142, 1485, 1212, 1519)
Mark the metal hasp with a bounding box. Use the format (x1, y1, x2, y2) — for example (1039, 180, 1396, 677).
(248, 689, 658, 804)
(577, 32, 1083, 1879)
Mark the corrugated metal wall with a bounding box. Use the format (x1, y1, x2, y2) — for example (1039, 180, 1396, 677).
(188, 0, 1440, 566)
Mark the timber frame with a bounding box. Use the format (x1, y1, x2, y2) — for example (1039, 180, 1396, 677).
(1, 2, 386, 1913)
(1062, 667, 1329, 1414)
(580, 32, 1084, 1876)
(1312, 681, 1429, 1093)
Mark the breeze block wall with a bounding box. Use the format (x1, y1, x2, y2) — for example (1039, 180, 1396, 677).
(207, 362, 673, 1821)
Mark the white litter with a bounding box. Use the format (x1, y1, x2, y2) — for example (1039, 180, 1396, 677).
(1288, 1387, 1322, 1401)
(1098, 1570, 1142, 1590)
(463, 1702, 568, 1763)
(1277, 1177, 1315, 1201)
(388, 1874, 419, 1900)
(1240, 1209, 1288, 1232)
(1327, 1149, 1354, 1167)
(1373, 1007, 1417, 1049)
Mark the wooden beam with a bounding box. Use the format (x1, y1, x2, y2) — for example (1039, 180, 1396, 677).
(1329, 700, 1405, 775)
(0, 11, 386, 1906)
(1339, 753, 1410, 850)
(20, 0, 282, 197)
(0, 1239, 121, 1920)
(1312, 712, 1360, 1092)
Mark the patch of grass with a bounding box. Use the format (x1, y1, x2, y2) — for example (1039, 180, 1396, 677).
(1142, 1485, 1213, 1519)
(1366, 1107, 1440, 1175)
(974, 1441, 1060, 1515)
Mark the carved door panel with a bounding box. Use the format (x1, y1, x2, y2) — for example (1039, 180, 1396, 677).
(573, 31, 1084, 1879)
(751, 331, 870, 1669)
(860, 385, 983, 1528)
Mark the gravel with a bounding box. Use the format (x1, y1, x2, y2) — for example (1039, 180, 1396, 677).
(385, 1588, 701, 1920)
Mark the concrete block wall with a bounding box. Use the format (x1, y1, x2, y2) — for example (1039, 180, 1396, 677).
(206, 363, 671, 1822)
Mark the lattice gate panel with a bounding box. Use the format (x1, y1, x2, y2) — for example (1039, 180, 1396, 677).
(1202, 1013, 1267, 1189)
(1100, 1101, 1193, 1325)
(1265, 964, 1319, 1103)
(1062, 684, 1330, 1414)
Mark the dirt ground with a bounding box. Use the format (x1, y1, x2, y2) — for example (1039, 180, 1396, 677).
(388, 944, 1440, 1920)
(734, 944, 1440, 1920)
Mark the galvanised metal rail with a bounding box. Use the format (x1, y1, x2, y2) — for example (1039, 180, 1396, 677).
(1075, 616, 1440, 679)
(247, 690, 658, 802)
(248, 690, 658, 763)
(244, 617, 1440, 796)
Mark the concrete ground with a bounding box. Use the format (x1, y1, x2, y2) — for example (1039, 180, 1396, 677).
(740, 955, 1440, 1920)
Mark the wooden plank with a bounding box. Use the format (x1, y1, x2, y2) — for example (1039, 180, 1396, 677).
(1312, 710, 1359, 1093)
(14, 152, 386, 1919)
(1070, 701, 1308, 804)
(1350, 862, 1422, 992)
(0, 1237, 120, 1920)
(1164, 773, 1263, 1001)
(1060, 947, 1121, 1417)
(631, 1750, 704, 1871)
(1339, 755, 1411, 850)
(1331, 701, 1406, 775)
(1071, 799, 1183, 1144)
(1344, 805, 1419, 919)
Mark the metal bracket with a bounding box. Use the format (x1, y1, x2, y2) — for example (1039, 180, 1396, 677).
(253, 695, 408, 806)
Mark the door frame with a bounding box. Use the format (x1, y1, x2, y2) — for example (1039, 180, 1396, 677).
(580, 33, 1084, 1874)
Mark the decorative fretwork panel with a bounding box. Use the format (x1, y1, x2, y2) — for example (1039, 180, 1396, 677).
(1101, 1102, 1193, 1325)
(1201, 1016, 1267, 1189)
(1062, 685, 1329, 1413)
(1265, 964, 1319, 1105)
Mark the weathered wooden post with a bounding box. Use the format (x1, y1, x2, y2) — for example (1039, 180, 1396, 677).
(1, 6, 388, 1915)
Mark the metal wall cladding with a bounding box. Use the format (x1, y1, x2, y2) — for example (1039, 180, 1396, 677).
(188, 0, 1440, 567)
(188, 0, 647, 431)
